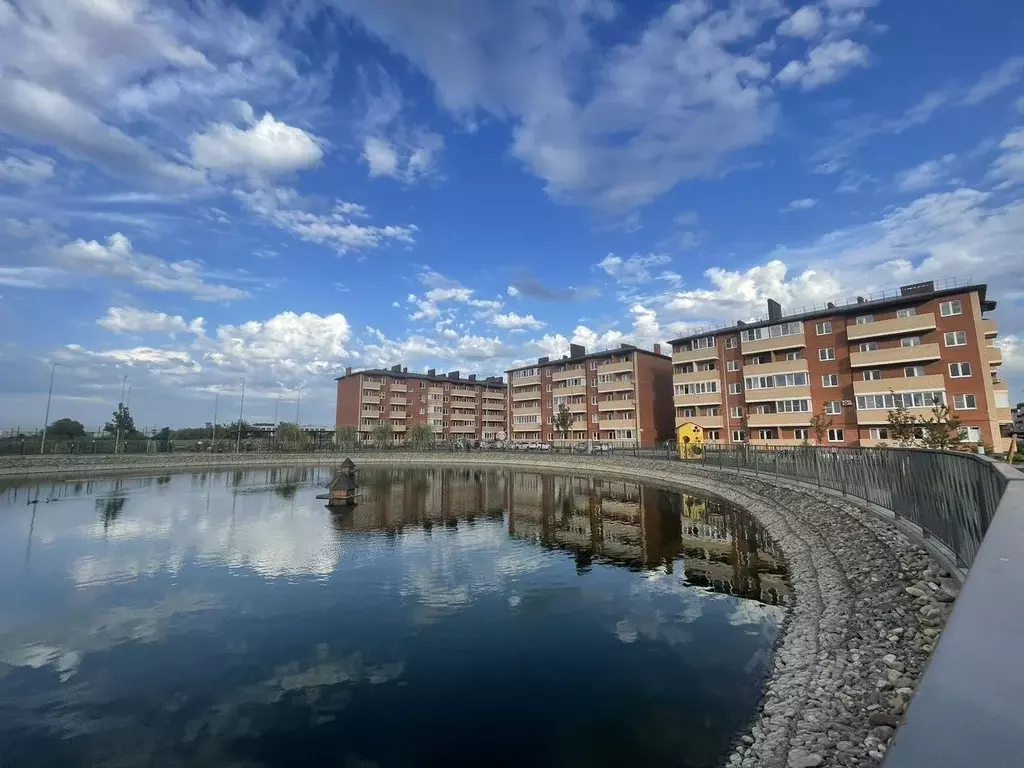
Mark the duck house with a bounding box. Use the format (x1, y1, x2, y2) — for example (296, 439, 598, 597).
(317, 458, 362, 506)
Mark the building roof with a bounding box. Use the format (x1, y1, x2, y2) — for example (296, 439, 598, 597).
(335, 366, 506, 387)
(668, 280, 994, 345)
(505, 343, 669, 374)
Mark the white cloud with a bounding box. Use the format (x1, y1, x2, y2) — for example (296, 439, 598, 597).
(209, 312, 352, 373)
(359, 70, 444, 183)
(597, 253, 672, 284)
(782, 197, 818, 211)
(55, 232, 248, 301)
(0, 152, 56, 185)
(58, 344, 203, 377)
(988, 128, 1024, 187)
(235, 186, 417, 254)
(895, 154, 956, 192)
(190, 109, 324, 177)
(489, 312, 545, 330)
(964, 56, 1024, 105)
(777, 6, 823, 38)
(0, 265, 64, 289)
(777, 39, 869, 90)
(98, 307, 205, 336)
(823, 0, 878, 8)
(507, 285, 521, 297)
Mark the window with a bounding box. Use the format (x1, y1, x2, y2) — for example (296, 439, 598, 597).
(855, 315, 874, 325)
(730, 406, 744, 418)
(741, 321, 803, 342)
(674, 380, 719, 396)
(944, 331, 968, 347)
(959, 426, 982, 443)
(856, 391, 946, 410)
(546, 384, 552, 391)
(819, 347, 836, 361)
(776, 399, 811, 413)
(859, 341, 879, 352)
(896, 308, 917, 318)
(824, 401, 842, 415)
(828, 428, 845, 442)
(822, 374, 839, 387)
(706, 430, 721, 441)
(591, 413, 599, 423)
(869, 427, 890, 440)
(996, 391, 1010, 409)
(954, 394, 977, 410)
(755, 404, 771, 414)
(725, 337, 738, 349)
(592, 432, 599, 440)
(815, 321, 833, 335)
(949, 362, 972, 378)
(794, 428, 809, 440)
(706, 407, 720, 416)
(901, 336, 921, 347)
(863, 370, 882, 381)
(904, 366, 926, 377)
(758, 429, 776, 441)
(728, 382, 743, 395)
(589, 361, 597, 370)
(682, 408, 696, 418)
(940, 300, 963, 317)
(732, 430, 746, 442)
(744, 373, 808, 390)
(726, 360, 740, 372)
(591, 396, 598, 405)
(785, 351, 802, 361)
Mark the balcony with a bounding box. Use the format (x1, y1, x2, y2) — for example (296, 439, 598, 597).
(554, 384, 587, 397)
(742, 359, 808, 376)
(389, 411, 407, 420)
(743, 385, 811, 404)
(556, 401, 587, 413)
(855, 407, 938, 426)
(360, 409, 381, 419)
(597, 378, 635, 393)
(512, 389, 542, 402)
(848, 343, 941, 368)
(389, 398, 407, 406)
(749, 438, 807, 447)
(845, 312, 937, 341)
(362, 395, 383, 405)
(747, 412, 813, 428)
(362, 380, 382, 390)
(598, 398, 635, 411)
(482, 392, 505, 401)
(450, 424, 476, 433)
(673, 391, 722, 407)
(740, 332, 806, 356)
(551, 367, 586, 382)
(988, 345, 1003, 367)
(675, 415, 724, 429)
(392, 424, 407, 433)
(511, 423, 541, 432)
(672, 346, 718, 364)
(511, 374, 540, 388)
(599, 418, 636, 431)
(598, 359, 633, 375)
(512, 404, 541, 415)
(983, 318, 998, 339)
(390, 384, 407, 393)
(673, 369, 721, 385)
(853, 374, 945, 396)
(482, 414, 505, 422)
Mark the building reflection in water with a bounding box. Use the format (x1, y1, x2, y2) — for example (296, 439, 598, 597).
(338, 468, 789, 608)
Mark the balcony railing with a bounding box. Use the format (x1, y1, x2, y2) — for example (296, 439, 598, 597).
(740, 332, 806, 356)
(849, 343, 941, 368)
(672, 346, 718, 364)
(743, 385, 810, 404)
(845, 312, 937, 341)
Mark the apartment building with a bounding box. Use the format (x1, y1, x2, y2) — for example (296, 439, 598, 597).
(669, 280, 1012, 450)
(505, 343, 674, 447)
(335, 365, 507, 442)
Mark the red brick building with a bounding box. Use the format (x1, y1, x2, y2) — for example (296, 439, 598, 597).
(505, 343, 675, 447)
(335, 365, 506, 443)
(669, 281, 1011, 450)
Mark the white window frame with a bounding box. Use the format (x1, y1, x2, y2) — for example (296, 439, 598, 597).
(940, 300, 963, 317)
(822, 374, 839, 388)
(730, 406, 744, 418)
(901, 336, 922, 347)
(948, 362, 972, 378)
(954, 394, 977, 410)
(726, 360, 740, 372)
(863, 370, 882, 381)
(819, 347, 836, 361)
(869, 427, 890, 440)
(785, 351, 802, 361)
(725, 337, 738, 349)
(793, 428, 809, 441)
(855, 315, 874, 325)
(859, 341, 879, 352)
(959, 426, 982, 443)
(757, 429, 775, 441)
(732, 430, 746, 442)
(944, 331, 968, 347)
(824, 401, 842, 415)
(728, 382, 743, 395)
(815, 321, 832, 335)
(896, 308, 917, 318)
(827, 428, 845, 443)
(904, 366, 926, 378)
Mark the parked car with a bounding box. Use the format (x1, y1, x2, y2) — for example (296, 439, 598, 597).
(535, 442, 552, 451)
(573, 441, 612, 454)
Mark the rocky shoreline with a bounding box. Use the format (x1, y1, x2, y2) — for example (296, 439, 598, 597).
(0, 453, 960, 768)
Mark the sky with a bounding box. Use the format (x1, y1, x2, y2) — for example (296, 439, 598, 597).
(1, 0, 1023, 430)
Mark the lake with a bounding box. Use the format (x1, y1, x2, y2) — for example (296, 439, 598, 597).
(0, 466, 788, 768)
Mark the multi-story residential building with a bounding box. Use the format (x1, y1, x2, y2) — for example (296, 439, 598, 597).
(505, 343, 674, 447)
(335, 365, 507, 443)
(669, 280, 1012, 450)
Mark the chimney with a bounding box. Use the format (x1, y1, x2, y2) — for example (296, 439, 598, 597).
(468, 374, 476, 381)
(447, 370, 460, 379)
(766, 298, 783, 321)
(345, 366, 352, 376)
(569, 343, 586, 358)
(826, 302, 836, 309)
(654, 343, 662, 356)
(427, 368, 436, 376)
(856, 296, 865, 304)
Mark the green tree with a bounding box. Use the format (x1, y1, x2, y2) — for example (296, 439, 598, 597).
(335, 425, 359, 447)
(276, 422, 308, 450)
(371, 422, 394, 447)
(407, 423, 435, 448)
(920, 404, 962, 450)
(104, 403, 136, 438)
(224, 420, 253, 439)
(48, 418, 86, 439)
(886, 393, 919, 447)
(553, 403, 574, 441)
(808, 406, 833, 446)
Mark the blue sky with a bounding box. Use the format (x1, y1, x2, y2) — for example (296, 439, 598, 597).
(1, 0, 1023, 429)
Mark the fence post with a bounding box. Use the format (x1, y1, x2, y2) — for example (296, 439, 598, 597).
(838, 453, 847, 496)
(775, 449, 780, 477)
(813, 450, 820, 486)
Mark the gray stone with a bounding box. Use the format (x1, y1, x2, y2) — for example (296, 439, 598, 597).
(873, 725, 895, 741)
(788, 755, 824, 768)
(870, 711, 901, 727)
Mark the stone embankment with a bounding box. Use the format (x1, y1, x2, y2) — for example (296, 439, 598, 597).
(0, 452, 960, 768)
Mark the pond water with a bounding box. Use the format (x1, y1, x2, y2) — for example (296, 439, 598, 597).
(0, 467, 789, 768)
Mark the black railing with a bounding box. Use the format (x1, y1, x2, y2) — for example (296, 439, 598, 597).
(701, 444, 1008, 568)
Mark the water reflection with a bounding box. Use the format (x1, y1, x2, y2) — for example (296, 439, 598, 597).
(0, 467, 789, 768)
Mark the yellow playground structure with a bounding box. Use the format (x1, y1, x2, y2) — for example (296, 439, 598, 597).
(676, 422, 705, 460)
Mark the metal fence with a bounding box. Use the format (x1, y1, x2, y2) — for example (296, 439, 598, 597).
(701, 444, 1008, 568)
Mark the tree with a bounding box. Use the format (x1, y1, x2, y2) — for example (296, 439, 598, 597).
(886, 393, 919, 447)
(553, 403, 574, 441)
(275, 422, 309, 450)
(407, 423, 435, 448)
(104, 403, 136, 438)
(920, 404, 962, 450)
(48, 418, 86, 439)
(335, 426, 359, 447)
(371, 422, 394, 447)
(224, 420, 254, 439)
(808, 406, 833, 446)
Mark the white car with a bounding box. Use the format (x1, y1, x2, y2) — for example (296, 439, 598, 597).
(526, 442, 539, 450)
(535, 442, 552, 451)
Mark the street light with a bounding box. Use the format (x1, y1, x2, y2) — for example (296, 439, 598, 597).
(295, 383, 307, 425)
(236, 378, 245, 453)
(114, 374, 128, 454)
(39, 362, 59, 455)
(212, 391, 219, 448)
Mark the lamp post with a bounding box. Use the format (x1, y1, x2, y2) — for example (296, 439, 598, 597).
(212, 392, 219, 449)
(295, 384, 306, 425)
(114, 374, 128, 454)
(39, 362, 59, 455)
(235, 378, 245, 453)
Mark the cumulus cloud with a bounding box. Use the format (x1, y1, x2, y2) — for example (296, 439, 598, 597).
(489, 312, 545, 330)
(597, 253, 672, 284)
(0, 152, 56, 185)
(190, 108, 325, 177)
(98, 307, 205, 336)
(359, 70, 444, 183)
(777, 6, 823, 38)
(777, 39, 869, 90)
(782, 198, 818, 211)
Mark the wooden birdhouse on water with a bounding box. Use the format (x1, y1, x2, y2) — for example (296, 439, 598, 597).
(317, 458, 362, 506)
